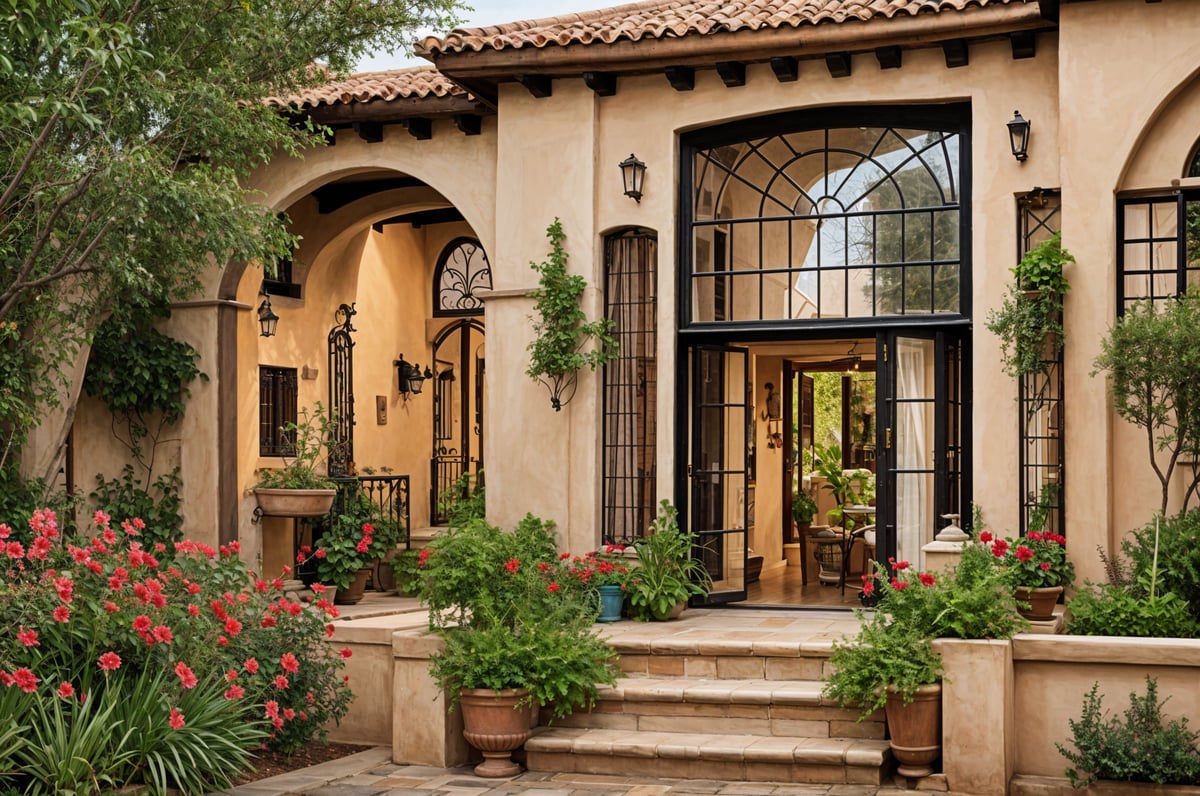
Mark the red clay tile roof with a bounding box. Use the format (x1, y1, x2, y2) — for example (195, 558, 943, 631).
(420, 0, 1027, 56)
(265, 66, 467, 109)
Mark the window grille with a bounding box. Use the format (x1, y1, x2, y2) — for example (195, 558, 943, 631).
(602, 230, 658, 543)
(1116, 192, 1200, 314)
(1018, 189, 1063, 536)
(434, 238, 491, 316)
(686, 113, 966, 326)
(259, 366, 298, 457)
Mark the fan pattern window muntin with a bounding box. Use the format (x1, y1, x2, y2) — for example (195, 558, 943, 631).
(434, 237, 492, 316)
(689, 124, 963, 324)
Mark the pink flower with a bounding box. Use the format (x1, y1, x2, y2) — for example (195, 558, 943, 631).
(57, 682, 75, 699)
(224, 685, 245, 700)
(245, 658, 259, 674)
(280, 653, 299, 673)
(104, 601, 120, 613)
(13, 668, 37, 693)
(273, 675, 289, 689)
(919, 572, 936, 587)
(152, 625, 174, 644)
(893, 560, 910, 571)
(132, 615, 152, 633)
(1039, 562, 1052, 571)
(174, 662, 198, 689)
(1015, 545, 1034, 563)
(98, 652, 122, 671)
(169, 708, 185, 730)
(891, 579, 909, 591)
(264, 700, 280, 719)
(224, 617, 243, 636)
(504, 558, 520, 574)
(52, 606, 70, 623)
(17, 627, 38, 647)
(548, 582, 560, 593)
(339, 648, 352, 659)
(978, 531, 993, 543)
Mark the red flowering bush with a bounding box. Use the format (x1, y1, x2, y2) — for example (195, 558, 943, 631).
(980, 529, 1075, 588)
(563, 547, 630, 589)
(0, 508, 354, 792)
(299, 489, 403, 589)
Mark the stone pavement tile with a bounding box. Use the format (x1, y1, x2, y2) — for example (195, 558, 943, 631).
(380, 790, 433, 796)
(304, 785, 389, 796)
(623, 786, 671, 796)
(660, 780, 724, 794)
(375, 777, 434, 787)
(514, 772, 558, 782)
(441, 779, 499, 789)
(714, 785, 776, 796)
(826, 786, 880, 795)
(765, 787, 832, 795)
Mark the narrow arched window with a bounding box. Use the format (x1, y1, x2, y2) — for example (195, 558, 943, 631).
(433, 237, 491, 316)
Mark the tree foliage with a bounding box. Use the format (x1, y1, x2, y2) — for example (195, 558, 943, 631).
(1093, 291, 1200, 514)
(0, 0, 463, 474)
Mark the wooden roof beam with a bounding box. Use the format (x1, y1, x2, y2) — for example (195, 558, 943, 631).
(353, 121, 383, 143)
(715, 61, 746, 88)
(665, 66, 695, 91)
(515, 73, 553, 98)
(402, 118, 432, 140)
(1010, 31, 1036, 59)
(769, 56, 799, 82)
(943, 39, 969, 68)
(825, 52, 852, 78)
(875, 46, 902, 70)
(583, 71, 617, 96)
(453, 114, 482, 135)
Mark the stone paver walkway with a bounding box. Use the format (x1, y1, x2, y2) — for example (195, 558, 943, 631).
(213, 746, 977, 796)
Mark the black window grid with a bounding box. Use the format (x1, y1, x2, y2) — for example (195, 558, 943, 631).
(1017, 189, 1064, 536)
(602, 230, 658, 544)
(259, 366, 298, 457)
(1117, 192, 1200, 314)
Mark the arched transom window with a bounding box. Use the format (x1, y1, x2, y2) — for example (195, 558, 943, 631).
(686, 109, 966, 324)
(434, 237, 492, 316)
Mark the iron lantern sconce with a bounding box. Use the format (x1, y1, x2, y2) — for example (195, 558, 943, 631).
(257, 294, 279, 338)
(1007, 110, 1031, 162)
(619, 153, 647, 203)
(395, 355, 432, 397)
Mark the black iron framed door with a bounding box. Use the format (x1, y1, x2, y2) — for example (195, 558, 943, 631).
(430, 319, 484, 523)
(875, 330, 964, 568)
(689, 344, 749, 605)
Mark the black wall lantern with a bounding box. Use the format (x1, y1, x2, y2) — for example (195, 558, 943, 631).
(619, 153, 647, 203)
(257, 294, 279, 338)
(1007, 110, 1031, 162)
(394, 355, 432, 396)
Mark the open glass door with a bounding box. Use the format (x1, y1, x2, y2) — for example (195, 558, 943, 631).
(875, 332, 963, 569)
(689, 345, 749, 605)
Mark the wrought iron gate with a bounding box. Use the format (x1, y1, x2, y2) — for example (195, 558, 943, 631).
(328, 303, 356, 476)
(430, 319, 484, 523)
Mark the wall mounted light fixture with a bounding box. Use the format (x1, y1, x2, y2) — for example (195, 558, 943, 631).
(1007, 110, 1031, 162)
(394, 355, 432, 397)
(619, 153, 647, 202)
(257, 294, 279, 338)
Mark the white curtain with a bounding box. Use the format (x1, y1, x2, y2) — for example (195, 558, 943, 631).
(895, 339, 930, 567)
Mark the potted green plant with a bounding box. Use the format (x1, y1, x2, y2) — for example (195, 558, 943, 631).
(300, 489, 404, 602)
(824, 543, 1025, 778)
(526, 218, 619, 411)
(980, 527, 1075, 620)
(791, 488, 818, 541)
(418, 512, 619, 776)
(986, 232, 1074, 379)
(253, 402, 341, 517)
(626, 500, 712, 621)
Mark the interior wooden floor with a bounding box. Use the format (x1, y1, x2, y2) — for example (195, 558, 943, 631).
(742, 560, 867, 608)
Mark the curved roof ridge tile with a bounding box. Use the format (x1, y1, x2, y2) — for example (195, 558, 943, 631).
(418, 0, 1022, 56)
(264, 65, 469, 109)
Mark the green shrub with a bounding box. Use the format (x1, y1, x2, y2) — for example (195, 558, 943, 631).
(1058, 677, 1200, 786)
(1122, 510, 1200, 621)
(625, 501, 711, 622)
(1065, 580, 1199, 638)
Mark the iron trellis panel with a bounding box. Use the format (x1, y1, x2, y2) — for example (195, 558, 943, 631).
(328, 304, 356, 477)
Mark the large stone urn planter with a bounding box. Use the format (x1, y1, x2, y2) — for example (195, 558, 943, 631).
(885, 681, 942, 779)
(253, 487, 336, 518)
(459, 687, 535, 777)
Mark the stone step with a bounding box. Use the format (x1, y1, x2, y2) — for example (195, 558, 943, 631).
(524, 727, 892, 785)
(612, 638, 837, 681)
(548, 677, 883, 740)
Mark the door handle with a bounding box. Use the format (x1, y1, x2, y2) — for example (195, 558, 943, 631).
(885, 428, 892, 449)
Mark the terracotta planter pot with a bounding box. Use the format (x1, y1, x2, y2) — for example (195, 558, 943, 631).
(334, 569, 371, 605)
(885, 682, 942, 779)
(1015, 585, 1063, 621)
(253, 487, 336, 518)
(459, 687, 535, 777)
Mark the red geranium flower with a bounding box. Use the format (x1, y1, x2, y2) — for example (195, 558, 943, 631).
(169, 708, 185, 730)
(98, 652, 122, 671)
(174, 662, 198, 689)
(52, 606, 70, 623)
(57, 682, 75, 699)
(17, 627, 38, 647)
(280, 653, 299, 673)
(13, 668, 37, 693)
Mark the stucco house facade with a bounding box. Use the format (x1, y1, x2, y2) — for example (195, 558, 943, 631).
(65, 0, 1200, 610)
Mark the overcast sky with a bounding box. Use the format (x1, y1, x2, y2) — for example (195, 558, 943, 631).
(357, 0, 601, 72)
